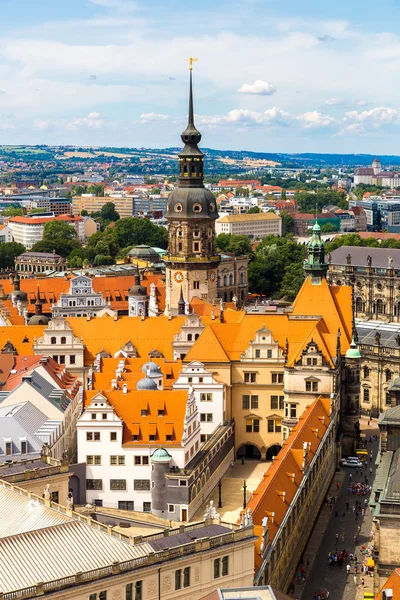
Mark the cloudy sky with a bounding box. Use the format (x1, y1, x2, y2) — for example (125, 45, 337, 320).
(1, 0, 400, 153)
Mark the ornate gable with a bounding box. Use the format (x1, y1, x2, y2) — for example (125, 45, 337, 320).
(241, 326, 285, 362)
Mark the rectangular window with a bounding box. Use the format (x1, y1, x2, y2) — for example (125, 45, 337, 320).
(110, 455, 117, 465)
(135, 582, 142, 600)
(134, 479, 150, 491)
(143, 502, 151, 513)
(110, 432, 117, 442)
(94, 455, 101, 465)
(251, 395, 258, 409)
(279, 396, 284, 410)
(271, 395, 278, 410)
(70, 355, 76, 365)
(99, 592, 107, 600)
(87, 455, 94, 465)
(143, 456, 149, 465)
(275, 422, 282, 433)
(268, 419, 274, 433)
(200, 393, 213, 401)
(87, 432, 93, 441)
(118, 456, 125, 465)
(5, 441, 12, 456)
(183, 566, 190, 588)
(175, 569, 182, 590)
(267, 349, 272, 358)
(290, 404, 297, 418)
(244, 372, 256, 383)
(222, 556, 229, 576)
(168, 504, 175, 513)
(255, 349, 261, 358)
(94, 499, 103, 507)
(119, 501, 134, 511)
(246, 419, 260, 433)
(94, 432, 100, 441)
(102, 413, 107, 420)
(91, 413, 97, 420)
(193, 280, 200, 289)
(141, 409, 147, 417)
(90, 595, 97, 600)
(51, 491, 59, 503)
(21, 440, 27, 454)
(242, 395, 250, 410)
(126, 583, 133, 600)
(110, 479, 126, 490)
(363, 388, 370, 403)
(200, 413, 213, 422)
(214, 558, 220, 579)
(86, 479, 102, 490)
(59, 355, 65, 365)
(134, 456, 141, 465)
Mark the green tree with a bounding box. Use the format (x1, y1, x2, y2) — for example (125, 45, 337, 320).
(87, 184, 105, 197)
(215, 233, 253, 256)
(280, 211, 293, 236)
(0, 242, 25, 269)
(80, 209, 89, 217)
(3, 206, 24, 217)
(295, 189, 348, 213)
(113, 218, 168, 249)
(247, 206, 261, 214)
(280, 262, 305, 301)
(320, 223, 337, 233)
(43, 220, 77, 241)
(100, 202, 120, 222)
(29, 208, 47, 215)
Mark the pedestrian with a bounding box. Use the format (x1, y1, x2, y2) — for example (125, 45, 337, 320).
(346, 564, 350, 574)
(370, 452, 373, 462)
(352, 505, 356, 514)
(361, 577, 365, 586)
(349, 473, 353, 481)
(337, 482, 340, 490)
(307, 558, 310, 569)
(336, 533, 339, 542)
(341, 532, 345, 541)
(353, 575, 357, 586)
(370, 467, 373, 475)
(346, 501, 349, 510)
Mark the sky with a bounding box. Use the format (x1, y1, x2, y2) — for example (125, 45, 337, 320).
(1, 0, 400, 153)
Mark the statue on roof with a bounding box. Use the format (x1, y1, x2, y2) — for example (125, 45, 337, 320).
(367, 255, 372, 267)
(389, 255, 393, 269)
(43, 484, 51, 500)
(346, 253, 352, 265)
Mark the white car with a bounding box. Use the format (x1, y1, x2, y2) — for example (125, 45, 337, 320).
(341, 458, 362, 468)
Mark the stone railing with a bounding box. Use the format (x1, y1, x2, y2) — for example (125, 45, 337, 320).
(0, 519, 253, 600)
(0, 458, 69, 485)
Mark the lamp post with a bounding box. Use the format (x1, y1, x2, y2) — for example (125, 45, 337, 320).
(218, 479, 222, 508)
(243, 480, 247, 509)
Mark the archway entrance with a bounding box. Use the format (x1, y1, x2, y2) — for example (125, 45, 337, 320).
(266, 444, 282, 461)
(236, 444, 261, 460)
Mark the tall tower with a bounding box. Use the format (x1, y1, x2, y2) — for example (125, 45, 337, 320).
(165, 63, 220, 311)
(304, 220, 328, 285)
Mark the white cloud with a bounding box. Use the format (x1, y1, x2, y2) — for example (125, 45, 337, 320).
(139, 112, 169, 123)
(344, 106, 400, 125)
(199, 107, 334, 130)
(66, 112, 104, 129)
(324, 98, 343, 106)
(297, 111, 335, 128)
(237, 80, 276, 96)
(355, 99, 368, 106)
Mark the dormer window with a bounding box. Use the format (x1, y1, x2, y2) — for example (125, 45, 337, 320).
(141, 409, 147, 417)
(21, 440, 27, 454)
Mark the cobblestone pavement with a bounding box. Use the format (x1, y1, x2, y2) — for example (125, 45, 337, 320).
(300, 417, 379, 600)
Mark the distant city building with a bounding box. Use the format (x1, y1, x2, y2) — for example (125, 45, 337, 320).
(0, 224, 13, 243)
(52, 275, 112, 319)
(215, 213, 282, 239)
(49, 198, 72, 216)
(7, 215, 54, 249)
(15, 251, 67, 277)
(72, 194, 134, 218)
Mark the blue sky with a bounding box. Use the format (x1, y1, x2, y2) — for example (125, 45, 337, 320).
(1, 0, 400, 153)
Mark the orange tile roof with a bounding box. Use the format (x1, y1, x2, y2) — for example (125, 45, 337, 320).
(2, 355, 80, 396)
(56, 214, 83, 222)
(242, 396, 331, 571)
(85, 388, 188, 446)
(0, 325, 45, 354)
(8, 216, 54, 225)
(375, 569, 400, 599)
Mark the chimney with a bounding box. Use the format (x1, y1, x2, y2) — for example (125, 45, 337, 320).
(383, 591, 393, 600)
(122, 383, 128, 395)
(111, 379, 117, 390)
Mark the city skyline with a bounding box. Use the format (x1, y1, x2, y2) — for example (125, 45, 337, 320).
(1, 0, 400, 152)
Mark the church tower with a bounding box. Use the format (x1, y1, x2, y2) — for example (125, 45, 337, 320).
(304, 220, 328, 285)
(165, 64, 220, 312)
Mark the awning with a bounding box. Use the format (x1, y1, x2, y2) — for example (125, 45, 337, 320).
(131, 424, 140, 435)
(148, 424, 157, 435)
(366, 558, 375, 567)
(164, 424, 174, 436)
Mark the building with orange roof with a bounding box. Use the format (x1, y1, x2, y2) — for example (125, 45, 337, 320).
(375, 569, 400, 599)
(77, 354, 234, 520)
(241, 396, 336, 592)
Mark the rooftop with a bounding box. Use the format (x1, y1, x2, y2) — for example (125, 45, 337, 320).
(330, 246, 400, 268)
(217, 213, 281, 223)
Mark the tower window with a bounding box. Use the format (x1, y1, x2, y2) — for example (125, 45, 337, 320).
(193, 204, 202, 213)
(193, 242, 200, 252)
(193, 281, 200, 290)
(178, 242, 183, 252)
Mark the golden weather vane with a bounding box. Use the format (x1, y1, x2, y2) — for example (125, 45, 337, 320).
(188, 57, 199, 71)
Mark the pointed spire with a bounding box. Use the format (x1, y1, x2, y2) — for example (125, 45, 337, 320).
(178, 286, 185, 315)
(188, 69, 194, 130)
(35, 285, 43, 315)
(134, 263, 140, 286)
(181, 67, 201, 145)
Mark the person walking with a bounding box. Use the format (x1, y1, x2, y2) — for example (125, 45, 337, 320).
(346, 564, 351, 574)
(361, 577, 365, 586)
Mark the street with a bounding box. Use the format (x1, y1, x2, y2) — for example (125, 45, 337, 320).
(300, 417, 379, 600)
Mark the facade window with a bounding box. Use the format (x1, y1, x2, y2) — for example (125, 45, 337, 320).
(363, 387, 370, 403)
(59, 355, 65, 365)
(99, 593, 107, 600)
(200, 413, 213, 422)
(285, 403, 297, 419)
(255, 349, 261, 358)
(110, 479, 126, 490)
(175, 569, 182, 590)
(51, 336, 56, 344)
(141, 409, 147, 417)
(242, 395, 258, 409)
(386, 391, 391, 406)
(244, 372, 256, 383)
(222, 556, 229, 576)
(246, 419, 260, 433)
(305, 380, 318, 392)
(51, 491, 59, 503)
(126, 584, 133, 600)
(119, 501, 134, 511)
(268, 419, 281, 433)
(143, 502, 151, 513)
(271, 373, 284, 384)
(70, 355, 76, 365)
(91, 413, 97, 420)
(134, 479, 150, 491)
(214, 558, 221, 578)
(21, 440, 27, 454)
(5, 441, 12, 456)
(168, 504, 175, 512)
(193, 280, 200, 289)
(271, 395, 285, 410)
(86, 479, 102, 490)
(134, 582, 142, 600)
(242, 395, 250, 409)
(267, 349, 272, 358)
(200, 393, 213, 401)
(363, 366, 370, 379)
(183, 567, 191, 587)
(110, 455, 125, 465)
(386, 370, 392, 382)
(61, 337, 66, 345)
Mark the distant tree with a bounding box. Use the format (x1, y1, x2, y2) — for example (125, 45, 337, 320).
(247, 206, 261, 214)
(113, 218, 168, 249)
(215, 233, 253, 256)
(88, 184, 105, 197)
(280, 263, 305, 301)
(71, 185, 88, 197)
(43, 220, 77, 241)
(320, 223, 337, 233)
(280, 211, 293, 236)
(29, 208, 47, 215)
(80, 209, 89, 217)
(100, 202, 120, 222)
(3, 206, 24, 217)
(0, 242, 25, 269)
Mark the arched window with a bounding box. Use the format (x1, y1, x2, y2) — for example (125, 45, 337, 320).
(194, 333, 199, 340)
(355, 297, 363, 313)
(51, 337, 56, 345)
(229, 274, 233, 286)
(223, 275, 227, 286)
(386, 369, 392, 382)
(376, 299, 385, 314)
(363, 366, 370, 379)
(61, 337, 66, 345)
(187, 334, 192, 342)
(240, 272, 245, 284)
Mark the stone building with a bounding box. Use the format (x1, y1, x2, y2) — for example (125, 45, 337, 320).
(0, 479, 255, 600)
(52, 274, 113, 319)
(328, 246, 400, 322)
(15, 251, 67, 277)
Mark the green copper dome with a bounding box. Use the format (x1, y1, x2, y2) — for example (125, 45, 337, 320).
(345, 338, 361, 359)
(151, 447, 172, 463)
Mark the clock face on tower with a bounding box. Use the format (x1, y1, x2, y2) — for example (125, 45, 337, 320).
(174, 271, 184, 283)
